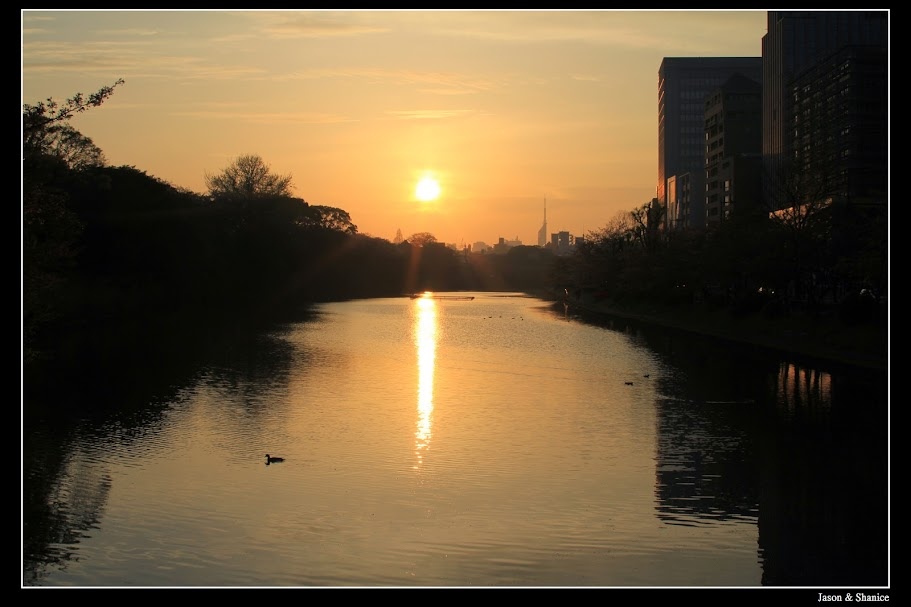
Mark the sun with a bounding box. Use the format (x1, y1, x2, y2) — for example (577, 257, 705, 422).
(415, 175, 441, 202)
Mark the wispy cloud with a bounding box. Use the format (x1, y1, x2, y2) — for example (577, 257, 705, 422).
(570, 73, 601, 82)
(258, 68, 489, 95)
(95, 27, 162, 37)
(259, 13, 389, 38)
(21, 12, 56, 23)
(173, 108, 356, 125)
(279, 67, 496, 94)
(386, 109, 474, 120)
(22, 40, 268, 80)
(387, 10, 763, 54)
(22, 35, 500, 93)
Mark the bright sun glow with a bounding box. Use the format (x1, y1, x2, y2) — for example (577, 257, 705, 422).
(415, 176, 441, 202)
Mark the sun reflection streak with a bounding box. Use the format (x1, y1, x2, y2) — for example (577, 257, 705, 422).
(414, 295, 437, 468)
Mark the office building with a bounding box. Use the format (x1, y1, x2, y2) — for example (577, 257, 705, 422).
(704, 73, 763, 225)
(761, 11, 888, 210)
(658, 56, 762, 230)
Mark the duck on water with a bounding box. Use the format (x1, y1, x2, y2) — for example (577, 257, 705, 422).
(265, 454, 285, 465)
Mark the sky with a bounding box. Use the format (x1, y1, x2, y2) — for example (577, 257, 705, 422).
(22, 9, 769, 248)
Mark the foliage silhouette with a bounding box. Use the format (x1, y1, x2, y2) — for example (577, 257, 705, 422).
(22, 83, 885, 373)
(205, 154, 294, 202)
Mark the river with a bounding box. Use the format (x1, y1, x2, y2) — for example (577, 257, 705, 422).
(22, 292, 889, 588)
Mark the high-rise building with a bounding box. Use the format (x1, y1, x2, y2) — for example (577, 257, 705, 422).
(761, 11, 888, 210)
(658, 57, 762, 230)
(704, 73, 763, 225)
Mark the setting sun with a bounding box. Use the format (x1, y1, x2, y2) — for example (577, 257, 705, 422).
(21, 11, 776, 246)
(415, 175, 441, 202)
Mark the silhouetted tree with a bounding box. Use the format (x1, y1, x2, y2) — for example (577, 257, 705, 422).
(205, 154, 294, 201)
(630, 199, 665, 253)
(302, 205, 358, 234)
(27, 124, 106, 170)
(23, 80, 124, 360)
(407, 232, 437, 247)
(764, 161, 838, 315)
(22, 78, 124, 160)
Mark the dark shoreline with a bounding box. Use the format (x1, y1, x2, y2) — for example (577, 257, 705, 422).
(555, 298, 888, 372)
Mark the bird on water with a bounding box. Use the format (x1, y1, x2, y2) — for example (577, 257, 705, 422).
(265, 454, 285, 464)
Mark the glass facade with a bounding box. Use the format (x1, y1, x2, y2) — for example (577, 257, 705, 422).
(658, 57, 762, 229)
(761, 11, 887, 210)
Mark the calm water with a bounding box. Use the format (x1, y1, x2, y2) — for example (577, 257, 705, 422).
(22, 292, 889, 587)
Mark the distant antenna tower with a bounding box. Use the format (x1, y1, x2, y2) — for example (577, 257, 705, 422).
(537, 198, 548, 247)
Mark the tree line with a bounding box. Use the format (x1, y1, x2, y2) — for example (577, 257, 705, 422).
(559, 184, 887, 326)
(22, 81, 559, 368)
(23, 80, 886, 371)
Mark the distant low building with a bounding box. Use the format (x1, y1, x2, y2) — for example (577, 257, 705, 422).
(550, 231, 580, 255)
(492, 236, 522, 254)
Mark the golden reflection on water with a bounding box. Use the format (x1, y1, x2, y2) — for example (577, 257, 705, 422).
(414, 295, 437, 468)
(775, 362, 832, 413)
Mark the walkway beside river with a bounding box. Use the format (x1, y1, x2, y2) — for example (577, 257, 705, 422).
(558, 297, 888, 371)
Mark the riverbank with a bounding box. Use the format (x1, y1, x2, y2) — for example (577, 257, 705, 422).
(559, 297, 888, 371)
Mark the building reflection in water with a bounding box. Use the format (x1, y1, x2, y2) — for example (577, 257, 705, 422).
(651, 350, 886, 586)
(758, 361, 887, 586)
(413, 295, 437, 468)
(774, 362, 832, 417)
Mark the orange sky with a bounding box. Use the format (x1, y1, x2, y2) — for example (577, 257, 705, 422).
(22, 9, 768, 247)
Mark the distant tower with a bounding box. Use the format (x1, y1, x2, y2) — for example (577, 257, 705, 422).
(537, 198, 547, 247)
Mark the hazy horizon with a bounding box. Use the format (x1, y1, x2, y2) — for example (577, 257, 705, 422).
(22, 9, 770, 247)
